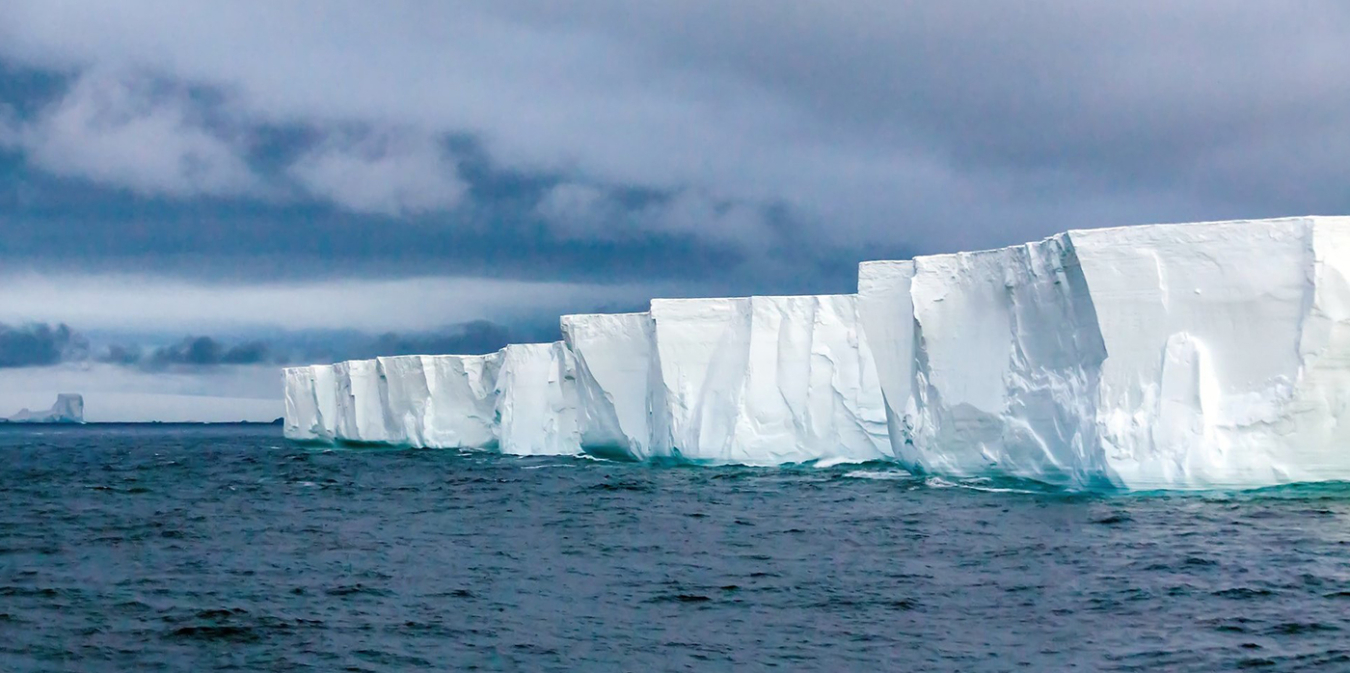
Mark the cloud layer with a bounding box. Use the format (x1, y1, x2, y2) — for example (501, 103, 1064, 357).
(3, 0, 1344, 287)
(3, 2, 1347, 421)
(13, 69, 257, 198)
(0, 323, 87, 368)
(2, 320, 525, 373)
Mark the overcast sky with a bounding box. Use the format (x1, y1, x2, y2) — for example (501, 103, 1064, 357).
(2, 1, 1349, 420)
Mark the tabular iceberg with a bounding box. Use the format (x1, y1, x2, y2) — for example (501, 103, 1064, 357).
(283, 215, 1350, 490)
(858, 216, 1350, 489)
(2, 394, 85, 424)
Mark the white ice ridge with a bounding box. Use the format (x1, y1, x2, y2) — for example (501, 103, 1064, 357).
(284, 216, 1350, 489)
(858, 216, 1350, 489)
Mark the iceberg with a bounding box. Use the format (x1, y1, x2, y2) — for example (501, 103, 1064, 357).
(858, 216, 1350, 489)
(282, 215, 1350, 489)
(3, 393, 85, 424)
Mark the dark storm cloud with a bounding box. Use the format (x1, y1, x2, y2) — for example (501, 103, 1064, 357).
(143, 336, 274, 369)
(0, 167, 762, 287)
(0, 1, 1348, 295)
(358, 320, 513, 358)
(82, 320, 537, 370)
(96, 344, 143, 366)
(295, 320, 555, 364)
(0, 322, 87, 368)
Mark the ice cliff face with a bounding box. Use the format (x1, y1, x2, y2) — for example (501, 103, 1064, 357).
(421, 354, 500, 450)
(1074, 218, 1350, 488)
(284, 344, 581, 454)
(560, 298, 888, 464)
(647, 296, 889, 464)
(875, 234, 1109, 486)
(333, 359, 390, 444)
(283, 216, 1350, 489)
(282, 367, 321, 441)
(495, 343, 581, 456)
(858, 216, 1350, 489)
(562, 313, 661, 460)
(285, 354, 505, 449)
(285, 297, 888, 466)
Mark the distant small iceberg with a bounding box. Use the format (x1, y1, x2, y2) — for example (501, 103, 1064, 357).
(2, 394, 85, 424)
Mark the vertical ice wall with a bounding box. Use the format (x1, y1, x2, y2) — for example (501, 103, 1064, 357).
(562, 312, 662, 460)
(494, 342, 581, 456)
(909, 235, 1108, 485)
(333, 359, 393, 444)
(311, 364, 338, 443)
(377, 356, 431, 447)
(859, 216, 1350, 489)
(281, 216, 1350, 488)
(857, 261, 917, 464)
(421, 353, 501, 449)
(648, 295, 890, 464)
(649, 298, 751, 461)
(284, 356, 503, 449)
(1069, 216, 1350, 488)
(861, 240, 1109, 484)
(1287, 219, 1350, 481)
(283, 366, 320, 441)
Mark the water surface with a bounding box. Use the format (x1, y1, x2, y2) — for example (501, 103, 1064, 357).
(2, 425, 1349, 671)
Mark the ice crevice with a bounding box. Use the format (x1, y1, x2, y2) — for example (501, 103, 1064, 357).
(284, 216, 1350, 490)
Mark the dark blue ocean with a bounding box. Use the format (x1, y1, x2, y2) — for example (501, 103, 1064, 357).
(2, 425, 1349, 672)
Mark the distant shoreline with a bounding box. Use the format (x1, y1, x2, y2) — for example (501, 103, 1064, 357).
(0, 421, 284, 427)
